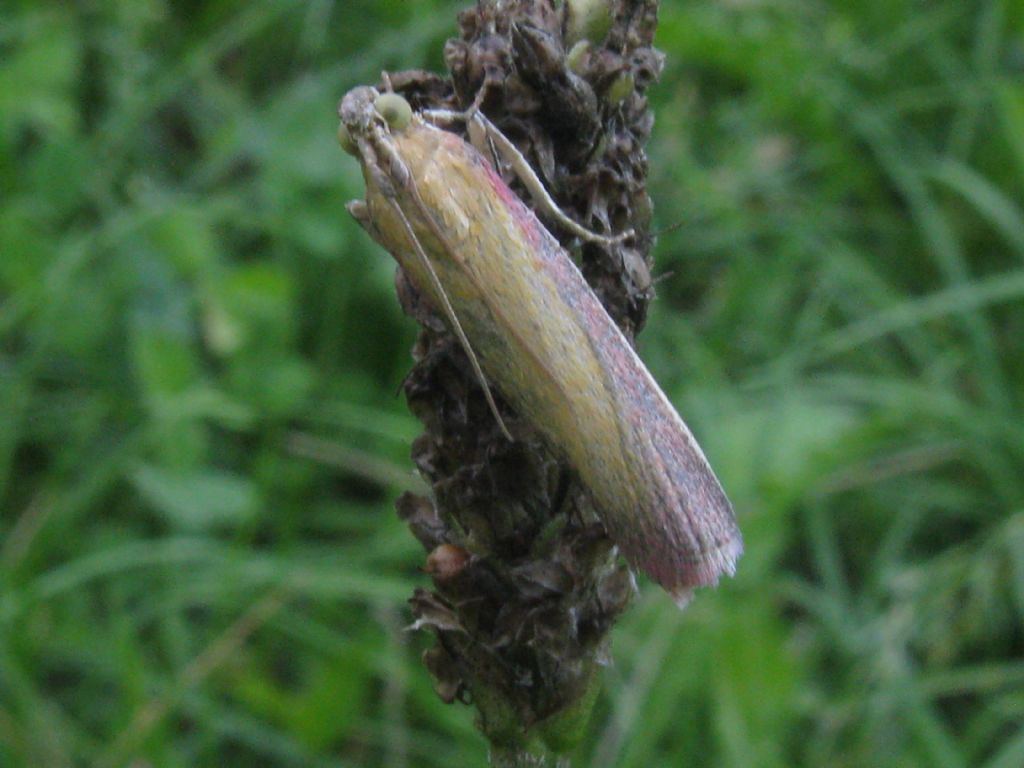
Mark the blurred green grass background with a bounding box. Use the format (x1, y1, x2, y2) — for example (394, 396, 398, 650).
(2, 0, 1023, 765)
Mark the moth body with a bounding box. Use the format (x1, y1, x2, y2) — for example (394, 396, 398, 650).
(338, 87, 742, 604)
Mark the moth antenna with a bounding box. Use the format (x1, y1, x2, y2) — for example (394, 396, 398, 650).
(384, 197, 514, 442)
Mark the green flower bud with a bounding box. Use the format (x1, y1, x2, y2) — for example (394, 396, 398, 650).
(605, 71, 635, 106)
(565, 0, 612, 47)
(567, 40, 591, 74)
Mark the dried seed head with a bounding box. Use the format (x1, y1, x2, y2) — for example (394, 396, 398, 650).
(422, 645, 465, 704)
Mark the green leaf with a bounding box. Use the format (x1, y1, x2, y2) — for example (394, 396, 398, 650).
(130, 464, 258, 531)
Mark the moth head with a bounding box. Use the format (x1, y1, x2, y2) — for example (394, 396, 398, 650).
(337, 85, 416, 199)
(338, 86, 375, 154)
(337, 87, 415, 158)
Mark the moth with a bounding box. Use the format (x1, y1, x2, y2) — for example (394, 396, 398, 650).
(337, 85, 742, 606)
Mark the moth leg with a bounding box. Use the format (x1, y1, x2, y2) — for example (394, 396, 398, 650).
(347, 199, 382, 241)
(422, 108, 633, 248)
(383, 196, 514, 442)
(471, 111, 634, 247)
(465, 112, 502, 170)
(465, 113, 501, 170)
